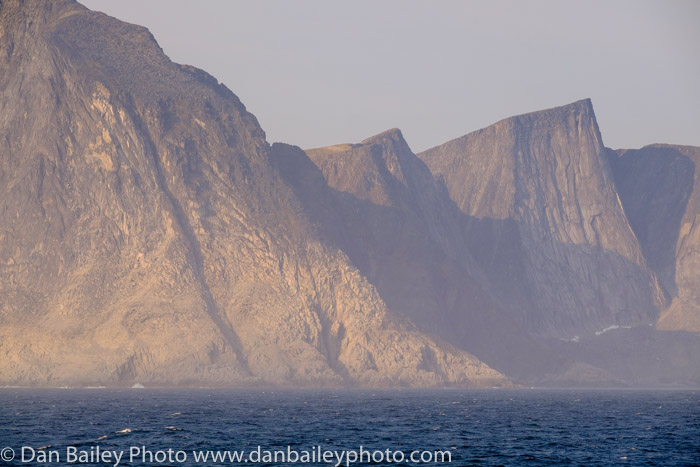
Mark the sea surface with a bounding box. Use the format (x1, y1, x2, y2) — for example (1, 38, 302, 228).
(0, 388, 698, 466)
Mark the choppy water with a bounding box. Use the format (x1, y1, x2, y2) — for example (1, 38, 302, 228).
(1, 389, 698, 466)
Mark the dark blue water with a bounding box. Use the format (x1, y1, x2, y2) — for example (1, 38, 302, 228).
(0, 389, 698, 466)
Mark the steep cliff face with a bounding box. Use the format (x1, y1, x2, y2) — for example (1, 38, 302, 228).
(2, 0, 696, 389)
(0, 0, 507, 387)
(269, 131, 559, 381)
(304, 129, 480, 303)
(419, 100, 665, 339)
(610, 144, 700, 333)
(285, 130, 489, 338)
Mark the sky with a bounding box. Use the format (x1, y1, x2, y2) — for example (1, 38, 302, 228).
(81, 0, 699, 152)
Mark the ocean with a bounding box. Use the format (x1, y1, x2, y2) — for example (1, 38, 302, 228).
(0, 388, 698, 466)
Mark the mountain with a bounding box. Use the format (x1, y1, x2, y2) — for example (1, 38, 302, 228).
(418, 99, 665, 340)
(0, 0, 507, 387)
(2, 0, 697, 389)
(275, 129, 562, 380)
(416, 101, 699, 386)
(302, 128, 488, 336)
(609, 144, 700, 333)
(283, 109, 699, 387)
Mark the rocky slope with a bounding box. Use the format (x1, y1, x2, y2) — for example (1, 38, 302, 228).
(289, 122, 700, 387)
(0, 0, 507, 387)
(609, 144, 700, 333)
(2, 0, 697, 389)
(302, 128, 488, 335)
(414, 101, 700, 386)
(272, 130, 557, 380)
(419, 99, 665, 340)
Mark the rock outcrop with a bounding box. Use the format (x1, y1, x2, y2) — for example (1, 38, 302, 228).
(1, 0, 697, 389)
(288, 120, 700, 387)
(0, 0, 507, 387)
(302, 129, 489, 335)
(609, 144, 700, 333)
(271, 130, 557, 380)
(419, 100, 665, 339)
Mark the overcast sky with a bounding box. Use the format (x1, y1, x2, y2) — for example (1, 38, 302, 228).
(81, 0, 699, 152)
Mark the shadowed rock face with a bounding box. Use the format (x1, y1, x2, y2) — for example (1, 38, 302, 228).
(303, 128, 485, 328)
(419, 100, 665, 339)
(610, 145, 700, 333)
(0, 0, 508, 388)
(277, 121, 700, 387)
(272, 132, 558, 381)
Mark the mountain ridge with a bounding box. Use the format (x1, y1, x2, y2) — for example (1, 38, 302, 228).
(0, 0, 508, 388)
(1, 0, 697, 388)
(418, 98, 665, 340)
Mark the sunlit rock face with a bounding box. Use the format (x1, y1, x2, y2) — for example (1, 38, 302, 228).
(419, 99, 664, 339)
(1, 0, 697, 389)
(0, 0, 508, 388)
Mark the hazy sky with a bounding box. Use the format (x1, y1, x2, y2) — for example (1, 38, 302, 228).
(81, 0, 699, 152)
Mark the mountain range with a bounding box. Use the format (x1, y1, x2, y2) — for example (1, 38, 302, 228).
(1, 0, 698, 387)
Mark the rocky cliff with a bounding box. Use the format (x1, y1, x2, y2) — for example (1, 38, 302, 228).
(0, 0, 507, 387)
(288, 120, 700, 387)
(1, 0, 697, 389)
(302, 128, 488, 334)
(610, 144, 700, 333)
(419, 100, 665, 340)
(274, 130, 557, 380)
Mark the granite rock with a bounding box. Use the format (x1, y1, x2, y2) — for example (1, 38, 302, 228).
(0, 0, 507, 387)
